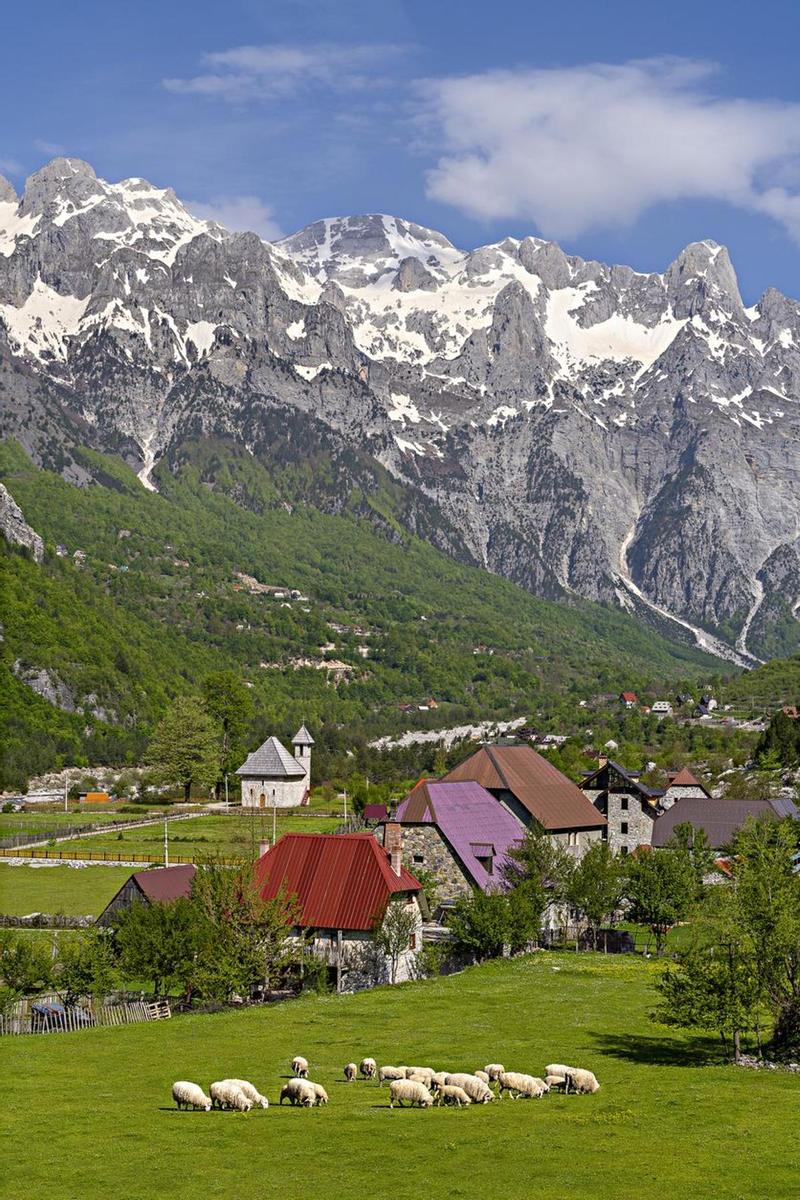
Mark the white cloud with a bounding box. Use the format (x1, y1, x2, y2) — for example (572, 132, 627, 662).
(34, 139, 67, 156)
(0, 156, 23, 175)
(418, 58, 800, 242)
(164, 42, 404, 102)
(185, 195, 283, 241)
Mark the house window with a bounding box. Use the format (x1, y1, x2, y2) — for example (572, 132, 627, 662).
(413, 854, 424, 864)
(620, 845, 629, 856)
(620, 822, 628, 835)
(409, 933, 417, 951)
(475, 855, 494, 875)
(621, 797, 629, 811)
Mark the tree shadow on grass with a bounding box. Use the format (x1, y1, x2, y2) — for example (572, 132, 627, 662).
(588, 1030, 724, 1068)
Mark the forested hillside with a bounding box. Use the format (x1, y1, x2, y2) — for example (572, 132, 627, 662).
(1, 437, 729, 788)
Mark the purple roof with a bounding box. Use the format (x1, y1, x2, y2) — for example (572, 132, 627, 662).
(395, 780, 524, 890)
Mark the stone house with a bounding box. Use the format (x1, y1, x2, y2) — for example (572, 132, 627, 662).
(580, 760, 665, 854)
(660, 767, 711, 810)
(254, 831, 426, 989)
(236, 725, 314, 808)
(442, 744, 606, 858)
(390, 779, 525, 900)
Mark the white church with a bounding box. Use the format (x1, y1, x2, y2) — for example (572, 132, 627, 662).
(236, 725, 314, 808)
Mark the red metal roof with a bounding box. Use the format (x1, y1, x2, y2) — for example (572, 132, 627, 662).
(254, 833, 422, 932)
(132, 864, 196, 902)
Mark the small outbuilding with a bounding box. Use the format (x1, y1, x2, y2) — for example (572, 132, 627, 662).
(96, 864, 196, 925)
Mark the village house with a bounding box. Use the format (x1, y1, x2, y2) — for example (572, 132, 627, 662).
(660, 767, 711, 809)
(442, 744, 606, 857)
(254, 831, 426, 989)
(389, 779, 525, 900)
(580, 760, 665, 854)
(619, 691, 638, 708)
(652, 796, 799, 850)
(236, 726, 313, 808)
(96, 864, 196, 925)
(651, 700, 674, 718)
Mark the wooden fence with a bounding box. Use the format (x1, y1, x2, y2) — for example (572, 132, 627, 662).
(0, 848, 237, 865)
(0, 998, 171, 1036)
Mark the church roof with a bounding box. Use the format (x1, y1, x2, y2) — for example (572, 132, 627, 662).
(236, 736, 307, 779)
(292, 724, 315, 746)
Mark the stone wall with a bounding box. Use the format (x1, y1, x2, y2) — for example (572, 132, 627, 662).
(661, 784, 708, 810)
(584, 787, 655, 853)
(241, 776, 306, 808)
(398, 824, 473, 900)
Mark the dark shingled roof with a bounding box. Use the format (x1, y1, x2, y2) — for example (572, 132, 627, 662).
(443, 745, 606, 831)
(236, 736, 307, 778)
(652, 796, 799, 849)
(254, 833, 421, 932)
(581, 760, 665, 800)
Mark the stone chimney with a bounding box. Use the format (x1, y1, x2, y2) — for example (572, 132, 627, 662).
(384, 821, 403, 877)
(597, 755, 608, 769)
(259, 839, 270, 858)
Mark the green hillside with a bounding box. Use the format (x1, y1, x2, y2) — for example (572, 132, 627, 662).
(1, 437, 725, 787)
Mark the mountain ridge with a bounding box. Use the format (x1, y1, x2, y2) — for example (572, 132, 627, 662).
(1, 157, 798, 665)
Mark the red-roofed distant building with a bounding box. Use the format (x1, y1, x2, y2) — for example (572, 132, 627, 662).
(254, 831, 426, 988)
(96, 864, 196, 925)
(619, 692, 638, 708)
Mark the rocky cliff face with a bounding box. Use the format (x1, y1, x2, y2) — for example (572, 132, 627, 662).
(1, 158, 798, 664)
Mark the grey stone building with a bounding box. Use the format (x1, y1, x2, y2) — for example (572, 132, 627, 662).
(580, 760, 665, 854)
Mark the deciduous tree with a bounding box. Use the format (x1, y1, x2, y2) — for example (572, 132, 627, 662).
(146, 696, 220, 802)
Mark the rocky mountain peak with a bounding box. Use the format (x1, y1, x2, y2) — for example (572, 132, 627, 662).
(0, 175, 17, 204)
(664, 240, 742, 317)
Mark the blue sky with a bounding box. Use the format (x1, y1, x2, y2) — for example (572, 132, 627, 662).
(2, 0, 800, 301)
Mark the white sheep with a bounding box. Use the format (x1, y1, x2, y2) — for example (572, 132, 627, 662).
(389, 1079, 434, 1108)
(405, 1067, 436, 1088)
(292, 1055, 309, 1078)
(568, 1068, 600, 1094)
(306, 1081, 329, 1106)
(359, 1057, 377, 1079)
(379, 1065, 409, 1085)
(545, 1063, 576, 1079)
(279, 1079, 315, 1107)
(545, 1074, 568, 1091)
(484, 1063, 505, 1081)
(430, 1071, 450, 1090)
(474, 1070, 491, 1086)
(497, 1072, 548, 1100)
(344, 1062, 357, 1082)
(210, 1081, 253, 1112)
(433, 1083, 472, 1107)
(172, 1081, 212, 1112)
(444, 1073, 493, 1104)
(223, 1079, 269, 1109)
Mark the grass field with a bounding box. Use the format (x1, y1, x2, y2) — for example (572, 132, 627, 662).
(51, 812, 340, 859)
(0, 810, 149, 836)
(2, 953, 795, 1200)
(0, 864, 134, 915)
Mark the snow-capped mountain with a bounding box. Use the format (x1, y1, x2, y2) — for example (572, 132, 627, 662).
(1, 158, 799, 664)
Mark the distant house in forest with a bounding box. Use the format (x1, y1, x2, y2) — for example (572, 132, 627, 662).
(96, 864, 196, 925)
(619, 692, 638, 708)
(236, 725, 314, 808)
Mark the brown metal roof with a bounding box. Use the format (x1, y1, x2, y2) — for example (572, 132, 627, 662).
(443, 745, 606, 831)
(132, 864, 196, 902)
(652, 796, 799, 849)
(667, 767, 710, 795)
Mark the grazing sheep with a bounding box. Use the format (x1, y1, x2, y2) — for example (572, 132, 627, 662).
(545, 1063, 576, 1080)
(223, 1079, 269, 1108)
(568, 1068, 600, 1094)
(484, 1063, 505, 1081)
(444, 1073, 493, 1104)
(359, 1057, 377, 1080)
(210, 1081, 253, 1112)
(344, 1063, 357, 1082)
(474, 1070, 491, 1086)
(389, 1079, 434, 1108)
(306, 1081, 329, 1106)
(279, 1079, 315, 1107)
(430, 1071, 450, 1090)
(545, 1074, 568, 1092)
(379, 1065, 409, 1085)
(497, 1072, 548, 1100)
(172, 1081, 212, 1112)
(433, 1083, 472, 1107)
(292, 1055, 309, 1078)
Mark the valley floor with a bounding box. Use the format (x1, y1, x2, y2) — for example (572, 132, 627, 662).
(1, 954, 794, 1200)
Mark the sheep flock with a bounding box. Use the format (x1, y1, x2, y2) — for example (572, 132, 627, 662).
(171, 1057, 599, 1114)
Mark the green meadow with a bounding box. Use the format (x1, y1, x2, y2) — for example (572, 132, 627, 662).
(2, 953, 795, 1200)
